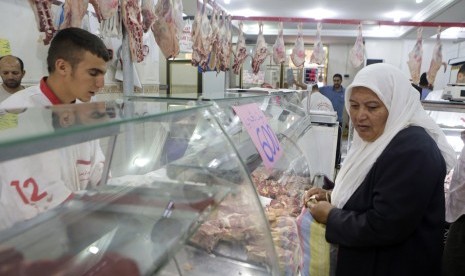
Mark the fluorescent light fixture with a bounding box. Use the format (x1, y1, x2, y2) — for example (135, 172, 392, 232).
(436, 27, 465, 39)
(88, 246, 99, 254)
(232, 9, 260, 17)
(305, 8, 337, 20)
(385, 10, 411, 22)
(224, 0, 230, 4)
(133, 156, 150, 168)
(416, 0, 423, 3)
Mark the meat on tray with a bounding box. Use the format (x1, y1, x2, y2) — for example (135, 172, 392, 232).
(0, 249, 140, 276)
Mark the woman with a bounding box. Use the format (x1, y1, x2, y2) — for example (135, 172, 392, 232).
(305, 63, 456, 276)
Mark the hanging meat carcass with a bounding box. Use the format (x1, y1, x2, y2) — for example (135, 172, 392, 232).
(310, 23, 325, 65)
(427, 27, 447, 86)
(208, 9, 220, 70)
(251, 22, 269, 75)
(191, 0, 212, 70)
(172, 0, 185, 38)
(407, 28, 423, 84)
(216, 14, 232, 72)
(141, 0, 156, 32)
(152, 0, 182, 59)
(94, 0, 120, 37)
(28, 0, 57, 45)
(290, 23, 305, 67)
(349, 24, 365, 68)
(272, 22, 286, 65)
(232, 22, 249, 75)
(89, 0, 118, 22)
(60, 0, 90, 29)
(121, 0, 145, 62)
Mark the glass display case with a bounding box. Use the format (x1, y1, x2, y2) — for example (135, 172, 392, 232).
(0, 101, 282, 275)
(128, 91, 318, 275)
(421, 100, 465, 154)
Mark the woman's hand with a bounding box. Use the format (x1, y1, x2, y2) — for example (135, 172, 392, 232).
(304, 187, 331, 206)
(308, 201, 334, 224)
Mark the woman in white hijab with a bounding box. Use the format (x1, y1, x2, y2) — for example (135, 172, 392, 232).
(305, 63, 456, 276)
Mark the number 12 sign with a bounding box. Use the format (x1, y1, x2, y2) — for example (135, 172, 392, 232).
(232, 103, 283, 169)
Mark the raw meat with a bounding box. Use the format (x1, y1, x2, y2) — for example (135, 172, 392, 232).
(216, 14, 232, 72)
(152, 0, 181, 59)
(251, 22, 270, 75)
(349, 24, 365, 68)
(290, 22, 305, 67)
(272, 21, 286, 65)
(407, 27, 423, 84)
(172, 0, 185, 38)
(61, 0, 90, 29)
(90, 0, 118, 21)
(121, 0, 145, 62)
(98, 1, 120, 37)
(310, 23, 326, 65)
(191, 0, 212, 70)
(141, 0, 156, 32)
(232, 22, 249, 75)
(28, 0, 57, 45)
(427, 28, 447, 86)
(208, 9, 220, 70)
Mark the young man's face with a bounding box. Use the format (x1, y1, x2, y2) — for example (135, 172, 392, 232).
(66, 51, 107, 102)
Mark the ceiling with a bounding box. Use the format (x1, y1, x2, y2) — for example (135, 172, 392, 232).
(182, 0, 465, 44)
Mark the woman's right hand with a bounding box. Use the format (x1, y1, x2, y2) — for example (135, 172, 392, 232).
(304, 187, 330, 207)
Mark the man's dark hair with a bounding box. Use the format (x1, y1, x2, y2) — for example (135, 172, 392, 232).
(0, 55, 24, 72)
(419, 72, 429, 86)
(333, 73, 343, 80)
(47, 27, 110, 73)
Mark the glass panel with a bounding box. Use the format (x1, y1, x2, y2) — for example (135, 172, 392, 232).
(0, 101, 281, 275)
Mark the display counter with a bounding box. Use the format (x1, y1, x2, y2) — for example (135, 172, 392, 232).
(0, 101, 282, 275)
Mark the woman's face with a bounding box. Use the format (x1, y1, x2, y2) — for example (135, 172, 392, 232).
(349, 87, 389, 142)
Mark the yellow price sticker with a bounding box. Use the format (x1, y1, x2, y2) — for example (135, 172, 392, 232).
(0, 113, 19, 131)
(0, 38, 12, 56)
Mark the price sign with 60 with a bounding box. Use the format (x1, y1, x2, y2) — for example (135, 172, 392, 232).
(232, 103, 283, 169)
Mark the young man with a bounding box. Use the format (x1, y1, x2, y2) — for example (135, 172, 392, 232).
(0, 55, 26, 102)
(320, 73, 345, 168)
(0, 28, 110, 230)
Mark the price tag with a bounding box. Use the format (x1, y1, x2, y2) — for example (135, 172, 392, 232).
(233, 103, 283, 169)
(0, 38, 12, 56)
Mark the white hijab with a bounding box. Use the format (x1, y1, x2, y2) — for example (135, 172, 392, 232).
(331, 63, 456, 208)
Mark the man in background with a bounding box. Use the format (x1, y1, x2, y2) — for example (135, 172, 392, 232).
(0, 55, 26, 102)
(320, 73, 345, 168)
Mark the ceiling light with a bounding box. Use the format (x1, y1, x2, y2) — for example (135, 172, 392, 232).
(304, 8, 337, 20)
(385, 10, 411, 22)
(224, 0, 230, 4)
(434, 27, 465, 39)
(233, 9, 260, 17)
(416, 0, 423, 3)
